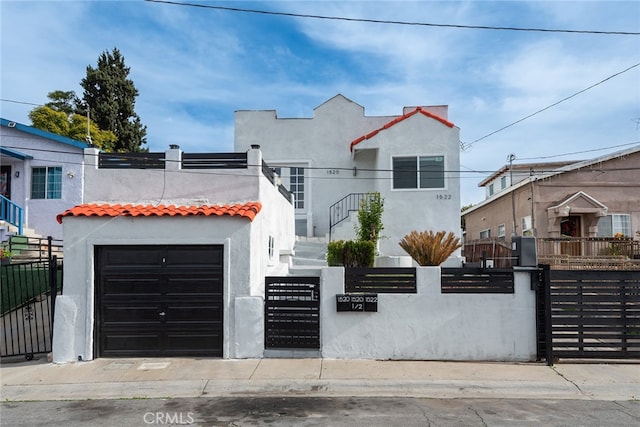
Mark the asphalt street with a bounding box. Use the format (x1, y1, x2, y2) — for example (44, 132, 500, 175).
(2, 396, 639, 426)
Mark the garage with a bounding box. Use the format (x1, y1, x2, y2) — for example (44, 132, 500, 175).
(95, 245, 223, 357)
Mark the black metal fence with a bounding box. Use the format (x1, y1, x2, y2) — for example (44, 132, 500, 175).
(441, 268, 515, 294)
(345, 267, 417, 293)
(98, 152, 165, 169)
(265, 276, 320, 350)
(1, 257, 63, 359)
(182, 152, 248, 169)
(537, 266, 640, 363)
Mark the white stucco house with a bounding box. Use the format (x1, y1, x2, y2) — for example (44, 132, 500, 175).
(0, 118, 89, 241)
(53, 146, 295, 362)
(235, 94, 462, 258)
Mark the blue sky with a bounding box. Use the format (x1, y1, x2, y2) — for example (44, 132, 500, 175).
(1, 0, 639, 205)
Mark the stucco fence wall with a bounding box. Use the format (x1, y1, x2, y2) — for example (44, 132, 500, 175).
(238, 267, 538, 361)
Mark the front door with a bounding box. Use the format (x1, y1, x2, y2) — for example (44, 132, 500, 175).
(0, 166, 11, 199)
(560, 215, 581, 255)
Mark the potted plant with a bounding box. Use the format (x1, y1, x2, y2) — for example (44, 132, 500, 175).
(0, 247, 13, 265)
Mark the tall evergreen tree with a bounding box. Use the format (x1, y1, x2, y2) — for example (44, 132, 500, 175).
(80, 48, 147, 152)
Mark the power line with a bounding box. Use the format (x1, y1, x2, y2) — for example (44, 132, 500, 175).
(144, 0, 640, 36)
(516, 142, 640, 161)
(3, 144, 640, 178)
(462, 62, 640, 150)
(0, 99, 42, 107)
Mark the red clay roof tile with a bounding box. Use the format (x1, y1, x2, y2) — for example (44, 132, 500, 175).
(350, 107, 455, 152)
(56, 202, 262, 224)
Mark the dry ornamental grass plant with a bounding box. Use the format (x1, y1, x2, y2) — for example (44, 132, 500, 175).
(399, 230, 462, 266)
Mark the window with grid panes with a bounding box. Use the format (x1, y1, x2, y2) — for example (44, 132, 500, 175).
(289, 167, 304, 209)
(31, 166, 62, 199)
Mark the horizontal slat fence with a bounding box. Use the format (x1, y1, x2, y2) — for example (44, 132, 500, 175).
(441, 268, 514, 294)
(182, 152, 247, 169)
(345, 267, 417, 294)
(98, 152, 165, 169)
(548, 269, 640, 359)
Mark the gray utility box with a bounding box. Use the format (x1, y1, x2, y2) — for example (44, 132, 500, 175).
(512, 236, 537, 267)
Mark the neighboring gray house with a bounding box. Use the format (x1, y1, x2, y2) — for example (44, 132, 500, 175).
(463, 145, 640, 252)
(0, 118, 89, 241)
(235, 95, 462, 258)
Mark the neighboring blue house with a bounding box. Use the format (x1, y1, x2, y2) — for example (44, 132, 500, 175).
(0, 118, 89, 241)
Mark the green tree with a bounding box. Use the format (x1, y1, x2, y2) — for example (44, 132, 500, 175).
(29, 105, 117, 151)
(80, 48, 147, 152)
(29, 106, 69, 136)
(44, 90, 81, 115)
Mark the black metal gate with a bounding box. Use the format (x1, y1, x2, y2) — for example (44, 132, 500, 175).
(264, 276, 320, 349)
(1, 257, 63, 360)
(537, 265, 640, 363)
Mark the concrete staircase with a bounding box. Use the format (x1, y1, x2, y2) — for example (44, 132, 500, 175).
(0, 223, 58, 263)
(288, 236, 328, 277)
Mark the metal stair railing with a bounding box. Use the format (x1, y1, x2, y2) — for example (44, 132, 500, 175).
(329, 193, 372, 240)
(0, 194, 24, 235)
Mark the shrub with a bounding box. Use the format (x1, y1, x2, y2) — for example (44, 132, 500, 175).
(327, 240, 345, 267)
(356, 192, 384, 243)
(327, 240, 375, 267)
(399, 230, 462, 266)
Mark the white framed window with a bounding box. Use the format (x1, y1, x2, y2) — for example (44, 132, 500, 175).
(392, 155, 445, 190)
(488, 183, 494, 196)
(289, 167, 305, 209)
(480, 229, 491, 239)
(500, 176, 507, 189)
(597, 214, 631, 237)
(31, 166, 62, 199)
(497, 224, 506, 239)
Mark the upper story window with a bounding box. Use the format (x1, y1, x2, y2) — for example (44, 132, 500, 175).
(31, 166, 62, 199)
(479, 229, 491, 239)
(290, 167, 304, 209)
(500, 176, 507, 189)
(488, 183, 494, 196)
(497, 224, 506, 239)
(597, 214, 631, 237)
(392, 155, 445, 190)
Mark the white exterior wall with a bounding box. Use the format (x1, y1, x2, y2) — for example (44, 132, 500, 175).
(235, 96, 397, 238)
(320, 267, 537, 361)
(53, 215, 251, 362)
(0, 126, 85, 240)
(234, 95, 462, 257)
(366, 115, 461, 256)
(53, 147, 295, 362)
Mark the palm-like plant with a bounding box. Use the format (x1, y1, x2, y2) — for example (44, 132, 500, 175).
(399, 230, 461, 266)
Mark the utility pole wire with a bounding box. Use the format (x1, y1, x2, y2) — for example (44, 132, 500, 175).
(462, 62, 640, 150)
(144, 0, 640, 35)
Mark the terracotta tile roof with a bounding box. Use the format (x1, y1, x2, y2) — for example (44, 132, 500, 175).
(350, 107, 455, 152)
(56, 202, 262, 224)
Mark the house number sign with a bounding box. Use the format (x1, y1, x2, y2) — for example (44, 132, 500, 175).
(336, 294, 378, 312)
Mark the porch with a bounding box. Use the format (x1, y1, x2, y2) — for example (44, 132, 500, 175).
(463, 237, 640, 270)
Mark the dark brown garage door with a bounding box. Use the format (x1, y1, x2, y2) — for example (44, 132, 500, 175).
(95, 245, 223, 357)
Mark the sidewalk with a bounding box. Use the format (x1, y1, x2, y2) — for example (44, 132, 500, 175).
(1, 357, 638, 402)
